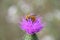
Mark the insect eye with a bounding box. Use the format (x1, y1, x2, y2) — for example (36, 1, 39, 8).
(26, 15, 30, 20)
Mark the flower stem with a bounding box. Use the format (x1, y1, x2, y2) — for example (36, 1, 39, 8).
(24, 34, 39, 40)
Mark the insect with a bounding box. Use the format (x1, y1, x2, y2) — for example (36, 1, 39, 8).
(26, 15, 36, 22)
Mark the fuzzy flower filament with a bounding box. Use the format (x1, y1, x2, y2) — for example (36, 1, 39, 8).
(19, 15, 45, 34)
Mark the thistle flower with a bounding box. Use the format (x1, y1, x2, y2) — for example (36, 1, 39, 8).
(19, 14, 45, 34)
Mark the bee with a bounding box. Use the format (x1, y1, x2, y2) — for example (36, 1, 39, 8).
(26, 15, 36, 22)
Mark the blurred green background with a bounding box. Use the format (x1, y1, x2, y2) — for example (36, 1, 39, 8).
(0, 0, 60, 40)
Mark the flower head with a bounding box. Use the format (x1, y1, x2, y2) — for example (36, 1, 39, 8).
(19, 14, 45, 34)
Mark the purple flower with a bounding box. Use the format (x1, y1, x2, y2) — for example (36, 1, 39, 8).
(19, 15, 45, 34)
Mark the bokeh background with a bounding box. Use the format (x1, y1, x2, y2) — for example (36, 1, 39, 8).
(0, 0, 60, 40)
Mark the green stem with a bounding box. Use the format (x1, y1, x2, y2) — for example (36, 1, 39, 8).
(24, 34, 39, 40)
